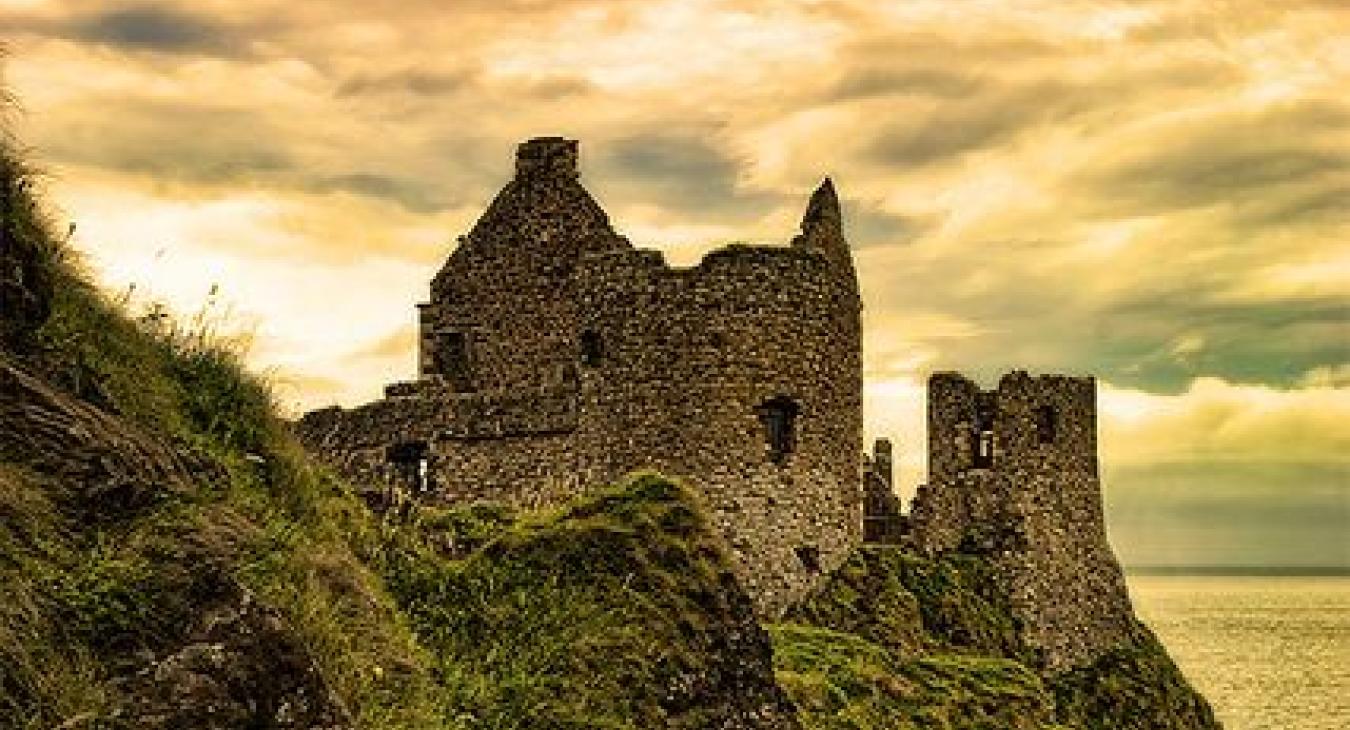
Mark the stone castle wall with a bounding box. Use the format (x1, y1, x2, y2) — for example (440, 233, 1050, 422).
(296, 137, 1139, 654)
(908, 371, 1136, 670)
(572, 244, 863, 613)
(297, 138, 863, 617)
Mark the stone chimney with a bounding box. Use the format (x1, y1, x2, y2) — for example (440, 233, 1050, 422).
(515, 137, 579, 180)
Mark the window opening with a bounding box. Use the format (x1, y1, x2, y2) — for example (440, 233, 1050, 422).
(972, 400, 995, 468)
(435, 331, 473, 392)
(579, 330, 603, 366)
(758, 396, 799, 464)
(795, 545, 822, 573)
(386, 441, 430, 497)
(1035, 405, 1058, 444)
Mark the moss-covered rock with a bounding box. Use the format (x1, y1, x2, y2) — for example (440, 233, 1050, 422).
(378, 474, 801, 729)
(1049, 624, 1220, 730)
(786, 546, 1220, 729)
(788, 546, 1030, 663)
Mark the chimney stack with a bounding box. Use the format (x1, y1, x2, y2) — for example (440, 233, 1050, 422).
(515, 137, 579, 180)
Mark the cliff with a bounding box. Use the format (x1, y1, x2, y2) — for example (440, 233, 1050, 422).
(781, 547, 1220, 729)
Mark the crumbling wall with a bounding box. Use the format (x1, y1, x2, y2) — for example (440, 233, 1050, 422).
(909, 371, 1136, 671)
(862, 438, 907, 544)
(296, 139, 865, 617)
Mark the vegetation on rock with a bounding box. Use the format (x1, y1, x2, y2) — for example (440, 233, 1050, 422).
(781, 547, 1220, 729)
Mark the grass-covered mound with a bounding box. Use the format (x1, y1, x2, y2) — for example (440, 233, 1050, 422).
(785, 547, 1030, 664)
(780, 546, 1220, 729)
(376, 475, 799, 728)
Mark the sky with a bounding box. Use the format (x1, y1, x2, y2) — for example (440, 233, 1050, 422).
(2, 0, 1346, 569)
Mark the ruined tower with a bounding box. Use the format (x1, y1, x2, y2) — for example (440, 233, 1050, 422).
(298, 137, 864, 616)
(908, 371, 1136, 669)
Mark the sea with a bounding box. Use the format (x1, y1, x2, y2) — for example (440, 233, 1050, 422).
(1127, 574, 1350, 730)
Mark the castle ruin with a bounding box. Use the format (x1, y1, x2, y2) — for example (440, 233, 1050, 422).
(299, 137, 862, 616)
(298, 138, 1136, 667)
(904, 372, 1136, 669)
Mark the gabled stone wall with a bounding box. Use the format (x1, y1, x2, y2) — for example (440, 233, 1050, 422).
(297, 138, 864, 617)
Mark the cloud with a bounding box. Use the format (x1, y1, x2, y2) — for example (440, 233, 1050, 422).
(71, 4, 246, 55)
(335, 68, 476, 98)
(1105, 460, 1348, 568)
(1076, 100, 1350, 218)
(1099, 378, 1350, 465)
(3, 0, 1347, 569)
(591, 132, 784, 224)
(827, 67, 985, 102)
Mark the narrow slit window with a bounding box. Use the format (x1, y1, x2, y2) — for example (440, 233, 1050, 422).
(579, 330, 603, 366)
(758, 396, 799, 464)
(1035, 405, 1058, 444)
(972, 401, 995, 468)
(435, 331, 473, 392)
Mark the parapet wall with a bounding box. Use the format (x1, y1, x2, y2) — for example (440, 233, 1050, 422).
(909, 371, 1135, 671)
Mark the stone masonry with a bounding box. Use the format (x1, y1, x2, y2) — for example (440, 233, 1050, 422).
(907, 371, 1137, 670)
(298, 137, 864, 617)
(297, 138, 1141, 665)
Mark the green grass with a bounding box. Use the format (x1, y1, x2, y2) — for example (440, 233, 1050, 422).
(770, 624, 1057, 729)
(370, 473, 791, 729)
(787, 546, 1031, 664)
(1, 134, 446, 727)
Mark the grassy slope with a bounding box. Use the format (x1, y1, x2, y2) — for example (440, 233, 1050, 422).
(1, 141, 444, 727)
(770, 624, 1057, 730)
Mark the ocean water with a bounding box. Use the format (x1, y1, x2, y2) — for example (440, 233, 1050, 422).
(1127, 575, 1350, 730)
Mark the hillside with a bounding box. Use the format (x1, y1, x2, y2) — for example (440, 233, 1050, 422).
(2, 131, 1217, 728)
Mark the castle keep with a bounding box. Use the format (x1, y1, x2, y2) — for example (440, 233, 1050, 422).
(299, 137, 1136, 667)
(299, 138, 863, 616)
